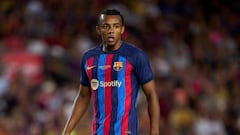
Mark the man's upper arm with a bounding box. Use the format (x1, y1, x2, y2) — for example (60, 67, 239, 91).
(142, 80, 156, 97)
(79, 85, 91, 99)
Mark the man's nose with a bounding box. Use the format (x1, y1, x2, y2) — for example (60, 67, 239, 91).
(108, 26, 114, 33)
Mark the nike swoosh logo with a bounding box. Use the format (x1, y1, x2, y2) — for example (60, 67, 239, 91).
(87, 65, 96, 70)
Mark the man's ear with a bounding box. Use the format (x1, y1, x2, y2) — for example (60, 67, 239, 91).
(121, 26, 125, 34)
(96, 26, 100, 35)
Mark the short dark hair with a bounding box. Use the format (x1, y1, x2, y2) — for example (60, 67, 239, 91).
(98, 9, 124, 25)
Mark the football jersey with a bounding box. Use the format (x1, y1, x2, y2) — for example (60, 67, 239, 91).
(80, 42, 153, 135)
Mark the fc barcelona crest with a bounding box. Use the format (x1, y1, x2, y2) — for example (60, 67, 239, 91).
(113, 61, 123, 71)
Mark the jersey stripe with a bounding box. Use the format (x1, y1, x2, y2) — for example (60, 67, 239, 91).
(86, 57, 97, 134)
(93, 56, 101, 134)
(103, 54, 113, 134)
(121, 60, 132, 135)
(109, 55, 119, 135)
(128, 68, 137, 135)
(97, 54, 106, 135)
(114, 56, 126, 135)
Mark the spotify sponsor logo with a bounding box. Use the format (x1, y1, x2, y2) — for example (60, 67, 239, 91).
(90, 79, 122, 90)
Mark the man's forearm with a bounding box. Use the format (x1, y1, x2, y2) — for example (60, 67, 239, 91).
(142, 81, 160, 135)
(63, 93, 90, 134)
(147, 94, 160, 135)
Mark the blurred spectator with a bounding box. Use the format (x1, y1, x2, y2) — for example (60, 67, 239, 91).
(193, 102, 227, 135)
(169, 88, 195, 135)
(0, 64, 9, 96)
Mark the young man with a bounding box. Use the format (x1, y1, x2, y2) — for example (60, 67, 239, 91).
(63, 9, 160, 135)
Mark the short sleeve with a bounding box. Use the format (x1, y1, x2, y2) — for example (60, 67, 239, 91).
(135, 50, 154, 84)
(80, 57, 90, 86)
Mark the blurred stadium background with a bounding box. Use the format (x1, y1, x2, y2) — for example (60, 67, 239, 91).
(0, 0, 239, 135)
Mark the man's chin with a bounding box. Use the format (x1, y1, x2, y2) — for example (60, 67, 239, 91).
(106, 41, 116, 46)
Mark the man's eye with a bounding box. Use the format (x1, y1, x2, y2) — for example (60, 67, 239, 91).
(102, 25, 109, 29)
(114, 25, 121, 28)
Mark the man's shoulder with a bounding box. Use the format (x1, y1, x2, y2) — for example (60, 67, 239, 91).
(121, 42, 146, 57)
(82, 45, 101, 58)
(122, 42, 138, 50)
(121, 42, 143, 54)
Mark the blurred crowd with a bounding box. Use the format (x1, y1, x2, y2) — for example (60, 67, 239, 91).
(0, 0, 239, 135)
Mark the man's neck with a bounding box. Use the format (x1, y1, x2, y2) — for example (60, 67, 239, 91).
(103, 41, 122, 52)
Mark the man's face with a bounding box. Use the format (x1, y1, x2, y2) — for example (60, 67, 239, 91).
(96, 14, 125, 47)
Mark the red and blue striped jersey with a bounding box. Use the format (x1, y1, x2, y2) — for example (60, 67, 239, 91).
(80, 42, 153, 135)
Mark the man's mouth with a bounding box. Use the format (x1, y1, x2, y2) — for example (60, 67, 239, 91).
(107, 36, 114, 41)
